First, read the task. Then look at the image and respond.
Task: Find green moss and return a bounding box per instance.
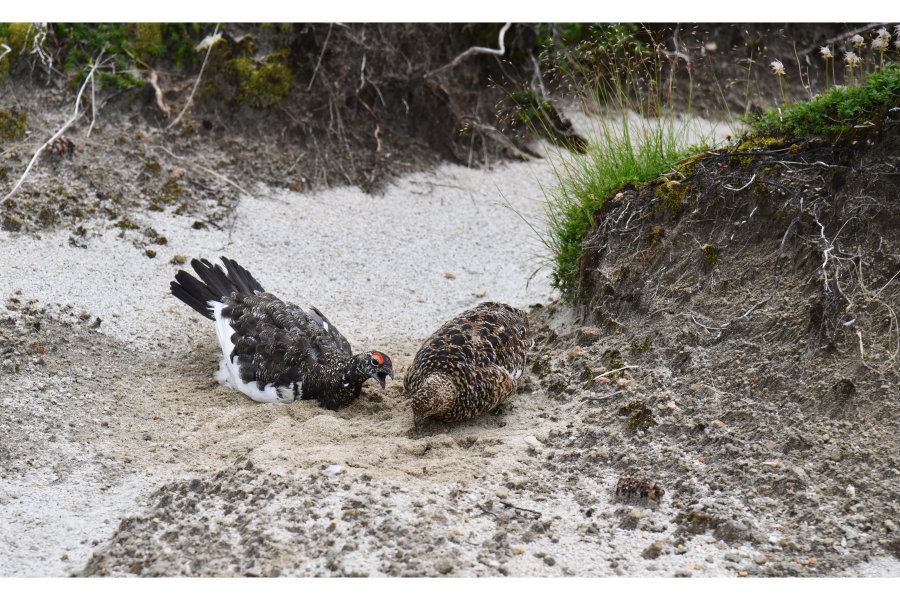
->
[630,337,650,354]
[133,23,162,60]
[249,58,291,107]
[736,137,781,152]
[579,367,595,383]
[656,180,693,216]
[38,207,54,225]
[8,23,38,55]
[612,265,630,282]
[115,219,140,230]
[701,243,720,266]
[604,349,624,372]
[145,249,157,258]
[647,225,665,244]
[1,215,22,232]
[530,350,552,378]
[0,109,27,140]
[0,37,9,79]
[619,400,657,430]
[143,161,162,175]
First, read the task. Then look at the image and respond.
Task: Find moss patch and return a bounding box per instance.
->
[701,243,720,266]
[0,109,27,140]
[133,23,162,60]
[619,400,657,430]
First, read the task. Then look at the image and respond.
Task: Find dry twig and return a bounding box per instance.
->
[2,49,105,203]
[167,23,219,130]
[148,70,170,119]
[308,23,333,91]
[424,23,511,80]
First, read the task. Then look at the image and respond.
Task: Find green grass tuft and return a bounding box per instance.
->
[516,34,716,299]
[749,61,900,139]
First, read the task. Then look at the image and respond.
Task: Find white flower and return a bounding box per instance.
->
[877,27,891,41]
[872,38,888,51]
[895,24,900,38]
[844,51,859,66]
[820,46,833,58]
[770,59,785,75]
[851,34,865,47]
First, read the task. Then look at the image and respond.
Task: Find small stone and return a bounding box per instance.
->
[568,346,583,359]
[513,548,524,555]
[444,273,455,279]
[434,558,454,574]
[642,541,663,559]
[617,378,632,386]
[754,555,767,565]
[630,509,642,519]
[885,520,896,532]
[172,254,187,265]
[543,555,556,566]
[496,487,509,499]
[808,557,816,565]
[674,569,692,578]
[475,290,486,297]
[523,435,543,450]
[712,419,725,426]
[831,449,842,462]
[846,485,855,498]
[738,571,748,577]
[724,552,741,562]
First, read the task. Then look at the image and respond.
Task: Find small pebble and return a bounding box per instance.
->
[885,520,896,532]
[475,290,486,297]
[496,487,509,499]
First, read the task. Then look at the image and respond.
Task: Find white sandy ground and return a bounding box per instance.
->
[0,158,557,576]
[3,116,895,577]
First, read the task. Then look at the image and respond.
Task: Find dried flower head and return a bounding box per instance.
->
[820,46,833,58]
[845,51,859,66]
[851,34,865,47]
[770,59,785,75]
[872,38,888,51]
[877,27,891,42]
[895,24,900,37]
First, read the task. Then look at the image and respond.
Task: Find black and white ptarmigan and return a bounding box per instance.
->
[170,257,394,410]
[404,302,531,425]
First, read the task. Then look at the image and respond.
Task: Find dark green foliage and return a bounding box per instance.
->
[52,23,212,89]
[750,62,900,138]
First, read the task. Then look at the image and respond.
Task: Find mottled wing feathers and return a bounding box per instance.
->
[407,302,530,421]
[309,305,353,356]
[170,257,267,320]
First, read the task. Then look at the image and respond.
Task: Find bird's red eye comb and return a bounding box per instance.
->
[372,352,384,365]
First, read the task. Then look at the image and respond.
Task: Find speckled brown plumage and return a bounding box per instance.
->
[405,302,530,424]
[170,257,393,410]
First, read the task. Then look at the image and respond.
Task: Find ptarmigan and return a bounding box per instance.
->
[170,257,393,410]
[405,302,530,425]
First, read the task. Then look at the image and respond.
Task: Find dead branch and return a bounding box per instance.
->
[424,23,511,80]
[307,23,334,91]
[2,49,105,203]
[497,499,541,519]
[167,23,219,131]
[856,330,882,374]
[148,70,170,119]
[86,69,97,138]
[593,366,640,381]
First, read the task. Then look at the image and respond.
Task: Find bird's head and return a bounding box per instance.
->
[358,351,394,389]
[411,373,454,427]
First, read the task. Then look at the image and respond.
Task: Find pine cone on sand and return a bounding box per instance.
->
[170,257,393,410]
[405,302,530,425]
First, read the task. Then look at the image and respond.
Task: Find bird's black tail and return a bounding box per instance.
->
[170,257,266,320]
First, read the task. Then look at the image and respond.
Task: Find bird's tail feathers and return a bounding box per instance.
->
[170,257,266,320]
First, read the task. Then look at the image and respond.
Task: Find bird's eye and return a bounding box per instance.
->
[371,357,380,366]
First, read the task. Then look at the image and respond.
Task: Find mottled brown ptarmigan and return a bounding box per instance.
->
[170,257,393,410]
[405,302,531,425]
